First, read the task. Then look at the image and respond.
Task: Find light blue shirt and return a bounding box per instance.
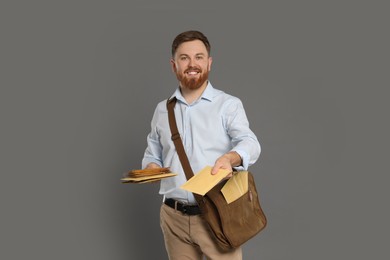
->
[142,82,261,203]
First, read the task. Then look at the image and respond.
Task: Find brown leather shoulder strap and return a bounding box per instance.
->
[166,97,204,203]
[166,97,194,180]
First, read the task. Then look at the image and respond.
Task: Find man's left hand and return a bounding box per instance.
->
[211,151,242,177]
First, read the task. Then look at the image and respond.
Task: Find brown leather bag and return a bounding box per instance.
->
[167,98,267,250]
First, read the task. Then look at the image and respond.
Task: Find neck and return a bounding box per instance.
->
[180,81,208,104]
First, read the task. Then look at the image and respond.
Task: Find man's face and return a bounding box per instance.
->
[171,40,212,90]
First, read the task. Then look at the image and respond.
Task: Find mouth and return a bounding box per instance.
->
[185,69,201,76]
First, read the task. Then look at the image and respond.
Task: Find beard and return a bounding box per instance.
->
[176,66,209,90]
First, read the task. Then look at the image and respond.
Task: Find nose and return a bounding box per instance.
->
[188,58,195,67]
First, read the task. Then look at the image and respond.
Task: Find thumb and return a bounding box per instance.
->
[211,164,220,175]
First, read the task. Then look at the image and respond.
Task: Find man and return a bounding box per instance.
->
[142,30,261,260]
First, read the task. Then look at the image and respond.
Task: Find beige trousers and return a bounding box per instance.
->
[160,203,242,260]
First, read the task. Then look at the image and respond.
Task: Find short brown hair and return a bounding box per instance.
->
[171,30,211,57]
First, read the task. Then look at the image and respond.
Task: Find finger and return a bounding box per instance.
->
[211,163,221,175]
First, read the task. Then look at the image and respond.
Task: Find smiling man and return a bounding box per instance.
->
[172,38,211,97]
[142,30,261,259]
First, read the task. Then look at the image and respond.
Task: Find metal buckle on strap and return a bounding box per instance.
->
[171,133,180,141]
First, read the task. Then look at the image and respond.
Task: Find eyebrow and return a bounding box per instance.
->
[178,53,206,57]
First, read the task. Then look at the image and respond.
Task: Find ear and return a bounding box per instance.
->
[170,58,177,73]
[208,56,213,71]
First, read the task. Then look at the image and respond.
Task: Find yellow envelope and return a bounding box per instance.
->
[121,173,177,183]
[180,166,231,195]
[221,171,249,204]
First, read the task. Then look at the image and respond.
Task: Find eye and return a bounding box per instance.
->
[196,56,203,60]
[180,56,188,61]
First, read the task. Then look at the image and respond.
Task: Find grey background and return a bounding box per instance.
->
[1,1,389,259]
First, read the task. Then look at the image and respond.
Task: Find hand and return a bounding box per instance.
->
[145,162,161,169]
[211,155,233,176]
[211,151,242,178]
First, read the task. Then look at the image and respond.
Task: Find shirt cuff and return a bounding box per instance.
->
[231,149,249,170]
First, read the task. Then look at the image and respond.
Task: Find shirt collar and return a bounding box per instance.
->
[169,81,216,104]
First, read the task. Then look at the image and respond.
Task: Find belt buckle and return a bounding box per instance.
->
[174,200,179,211]
[174,200,188,214]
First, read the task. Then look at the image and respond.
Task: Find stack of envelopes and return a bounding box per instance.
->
[121,167,177,183]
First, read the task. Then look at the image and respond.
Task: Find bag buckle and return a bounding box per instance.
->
[171,133,180,141]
